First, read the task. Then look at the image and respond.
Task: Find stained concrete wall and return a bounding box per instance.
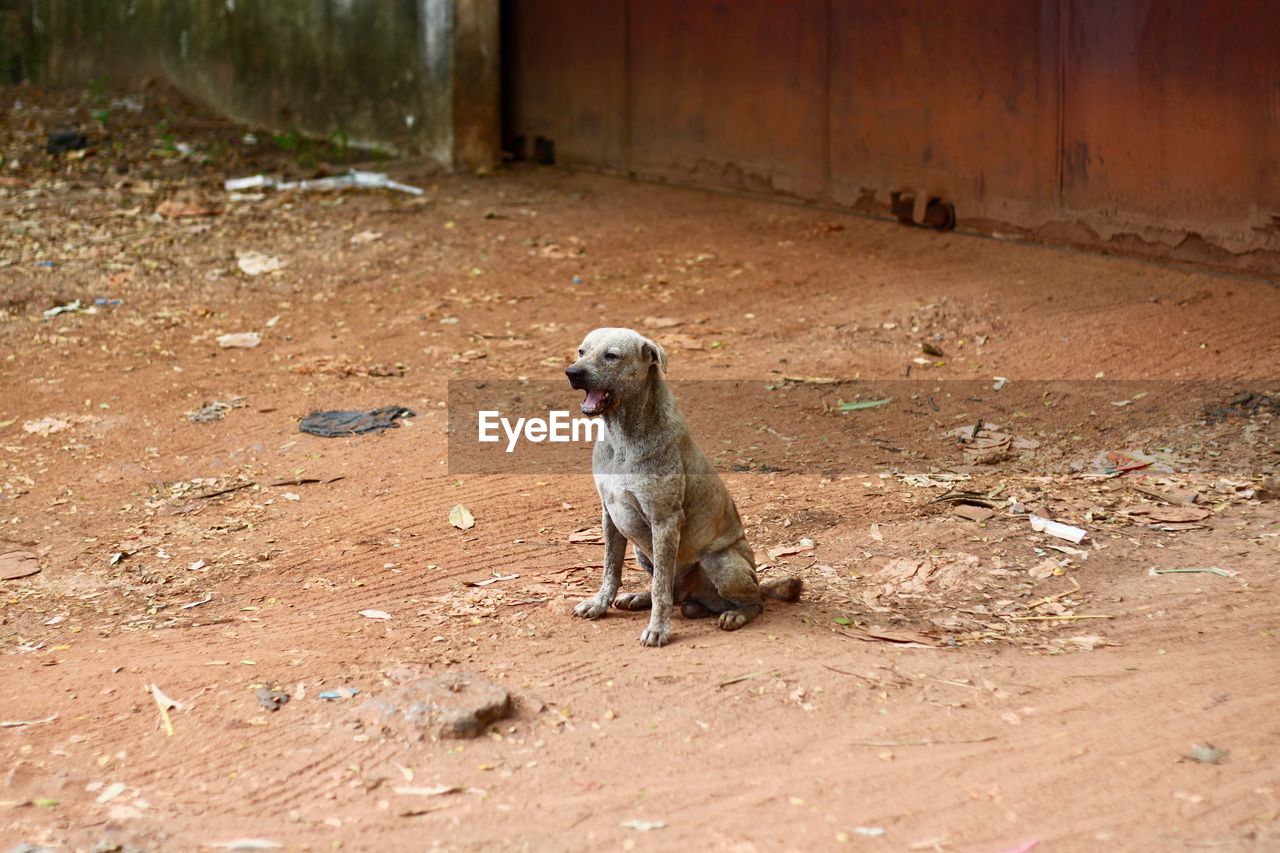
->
[14,0,497,168]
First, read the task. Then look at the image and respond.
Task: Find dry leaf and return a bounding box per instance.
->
[568,527,604,544]
[393,785,462,797]
[952,504,995,523]
[237,251,284,276]
[0,550,41,581]
[1028,558,1059,580]
[1126,505,1211,524]
[449,504,475,530]
[839,626,943,648]
[157,190,216,218]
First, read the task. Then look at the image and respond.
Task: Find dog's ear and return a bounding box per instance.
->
[642,338,668,373]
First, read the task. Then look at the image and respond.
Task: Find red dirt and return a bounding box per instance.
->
[1,86,1278,851]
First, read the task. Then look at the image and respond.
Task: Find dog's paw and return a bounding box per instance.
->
[717,610,750,631]
[573,597,609,620]
[613,591,652,611]
[638,624,671,647]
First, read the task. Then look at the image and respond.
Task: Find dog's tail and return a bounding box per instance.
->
[760,576,802,603]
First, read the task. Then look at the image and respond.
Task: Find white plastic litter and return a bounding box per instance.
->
[1029,514,1087,544]
[216,332,262,349]
[44,300,97,319]
[224,170,424,196]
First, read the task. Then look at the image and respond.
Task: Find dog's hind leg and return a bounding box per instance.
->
[699,547,763,631]
[680,598,714,619]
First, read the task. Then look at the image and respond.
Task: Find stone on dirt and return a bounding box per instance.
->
[355,672,512,740]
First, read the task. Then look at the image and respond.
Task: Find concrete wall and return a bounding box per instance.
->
[15,0,497,168]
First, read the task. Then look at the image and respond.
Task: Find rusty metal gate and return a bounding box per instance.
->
[503,0,1280,272]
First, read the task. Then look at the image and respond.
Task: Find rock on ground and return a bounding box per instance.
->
[354,672,513,740]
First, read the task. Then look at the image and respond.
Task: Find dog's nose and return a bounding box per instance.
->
[565,365,585,382]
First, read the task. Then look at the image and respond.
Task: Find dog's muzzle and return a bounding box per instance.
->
[566,365,611,416]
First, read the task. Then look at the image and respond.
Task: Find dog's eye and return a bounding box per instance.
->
[578,348,584,357]
[604,352,619,362]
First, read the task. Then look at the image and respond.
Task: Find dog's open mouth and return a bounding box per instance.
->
[581,389,611,417]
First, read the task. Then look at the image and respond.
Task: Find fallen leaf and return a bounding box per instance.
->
[1126,505,1211,524]
[22,416,70,435]
[568,527,604,544]
[642,316,682,329]
[838,397,894,412]
[95,781,127,804]
[0,550,41,581]
[149,683,184,737]
[0,712,58,728]
[465,572,519,587]
[620,819,666,831]
[359,609,391,620]
[1028,558,1059,580]
[393,785,462,797]
[952,504,995,523]
[766,544,806,561]
[236,251,284,276]
[449,504,475,530]
[1187,742,1228,765]
[838,626,944,648]
[157,191,216,218]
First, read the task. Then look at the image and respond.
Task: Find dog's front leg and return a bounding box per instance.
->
[573,509,626,620]
[639,518,679,647]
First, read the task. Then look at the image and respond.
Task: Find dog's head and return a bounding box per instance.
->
[565,327,668,417]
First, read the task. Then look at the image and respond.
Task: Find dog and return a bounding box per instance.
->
[565,327,801,647]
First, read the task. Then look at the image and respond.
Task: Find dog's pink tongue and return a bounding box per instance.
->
[583,389,608,413]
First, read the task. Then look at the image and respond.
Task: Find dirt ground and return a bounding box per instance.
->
[1,85,1279,852]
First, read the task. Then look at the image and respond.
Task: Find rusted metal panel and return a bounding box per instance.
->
[626,0,829,199]
[501,0,626,165]
[503,0,1280,268]
[1061,0,1280,252]
[827,1,1060,221]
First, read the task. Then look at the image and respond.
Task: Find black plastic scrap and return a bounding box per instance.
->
[299,406,415,437]
[46,130,89,154]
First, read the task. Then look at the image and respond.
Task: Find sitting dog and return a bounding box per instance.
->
[565,327,801,647]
